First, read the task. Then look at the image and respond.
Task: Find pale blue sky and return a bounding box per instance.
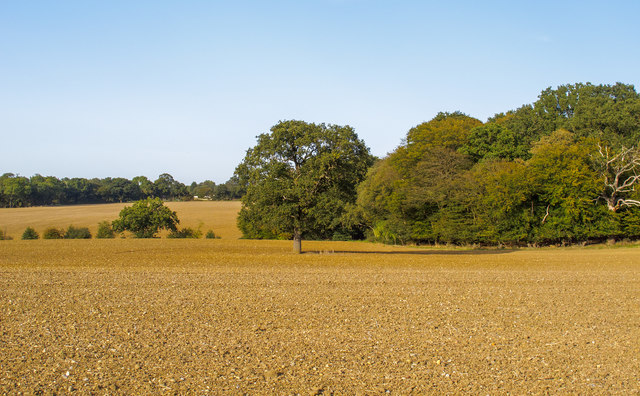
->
[1,0,639,183]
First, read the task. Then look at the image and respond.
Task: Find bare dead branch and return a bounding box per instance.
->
[594,144,640,211]
[542,204,550,224]
[617,198,640,208]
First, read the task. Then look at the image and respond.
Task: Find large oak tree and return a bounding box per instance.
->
[235,120,374,253]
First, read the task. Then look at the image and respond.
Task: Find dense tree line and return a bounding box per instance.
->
[233,82,640,246]
[0,172,243,208]
[188,177,244,201]
[6,82,640,246]
[352,83,640,245]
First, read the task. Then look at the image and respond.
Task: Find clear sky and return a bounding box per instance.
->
[1,0,639,184]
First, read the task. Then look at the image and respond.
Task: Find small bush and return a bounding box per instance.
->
[22,227,39,240]
[0,229,13,240]
[43,227,64,239]
[168,227,202,239]
[332,231,352,241]
[96,221,115,239]
[65,225,92,239]
[205,230,220,239]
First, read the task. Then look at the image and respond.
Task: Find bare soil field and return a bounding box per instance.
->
[1,238,639,394]
[1,203,639,393]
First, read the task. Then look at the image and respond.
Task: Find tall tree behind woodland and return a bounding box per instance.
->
[356,83,640,245]
[235,120,374,253]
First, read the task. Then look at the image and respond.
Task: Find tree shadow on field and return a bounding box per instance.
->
[304,249,518,256]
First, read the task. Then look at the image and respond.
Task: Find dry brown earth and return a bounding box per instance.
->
[1,238,639,394]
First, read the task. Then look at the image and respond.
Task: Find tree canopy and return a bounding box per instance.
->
[0,173,242,208]
[235,120,374,253]
[112,198,179,238]
[355,83,640,246]
[4,81,640,247]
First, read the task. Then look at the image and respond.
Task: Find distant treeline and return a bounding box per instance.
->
[352,82,640,245]
[0,173,243,207]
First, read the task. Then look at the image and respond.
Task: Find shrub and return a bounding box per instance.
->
[65,225,92,239]
[112,198,179,238]
[168,227,202,239]
[205,230,219,239]
[96,221,115,239]
[0,229,13,240]
[21,227,39,240]
[43,227,64,239]
[332,231,352,241]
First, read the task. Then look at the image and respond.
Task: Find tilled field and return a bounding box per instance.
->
[1,240,639,394]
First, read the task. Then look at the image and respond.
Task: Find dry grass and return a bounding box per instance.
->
[1,203,640,393]
[0,201,242,239]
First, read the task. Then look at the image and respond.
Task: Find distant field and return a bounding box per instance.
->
[1,203,639,393]
[0,201,242,239]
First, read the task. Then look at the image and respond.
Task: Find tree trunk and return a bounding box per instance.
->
[293,230,302,254]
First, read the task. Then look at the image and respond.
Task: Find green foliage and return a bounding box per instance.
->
[96,221,116,239]
[235,120,374,251]
[466,160,535,244]
[527,130,611,243]
[357,113,480,245]
[355,83,640,246]
[168,227,202,239]
[112,198,179,238]
[491,82,640,148]
[406,112,482,150]
[191,180,216,199]
[97,177,141,203]
[64,177,99,204]
[64,225,92,239]
[132,175,155,198]
[0,172,208,208]
[1,174,31,208]
[619,205,640,237]
[0,229,12,240]
[400,112,482,168]
[154,173,189,201]
[43,227,64,239]
[459,123,529,161]
[189,178,244,200]
[331,231,352,241]
[355,159,404,225]
[21,226,39,240]
[205,230,219,239]
[534,83,640,143]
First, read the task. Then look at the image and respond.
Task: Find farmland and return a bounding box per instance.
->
[0,201,242,239]
[1,203,640,393]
